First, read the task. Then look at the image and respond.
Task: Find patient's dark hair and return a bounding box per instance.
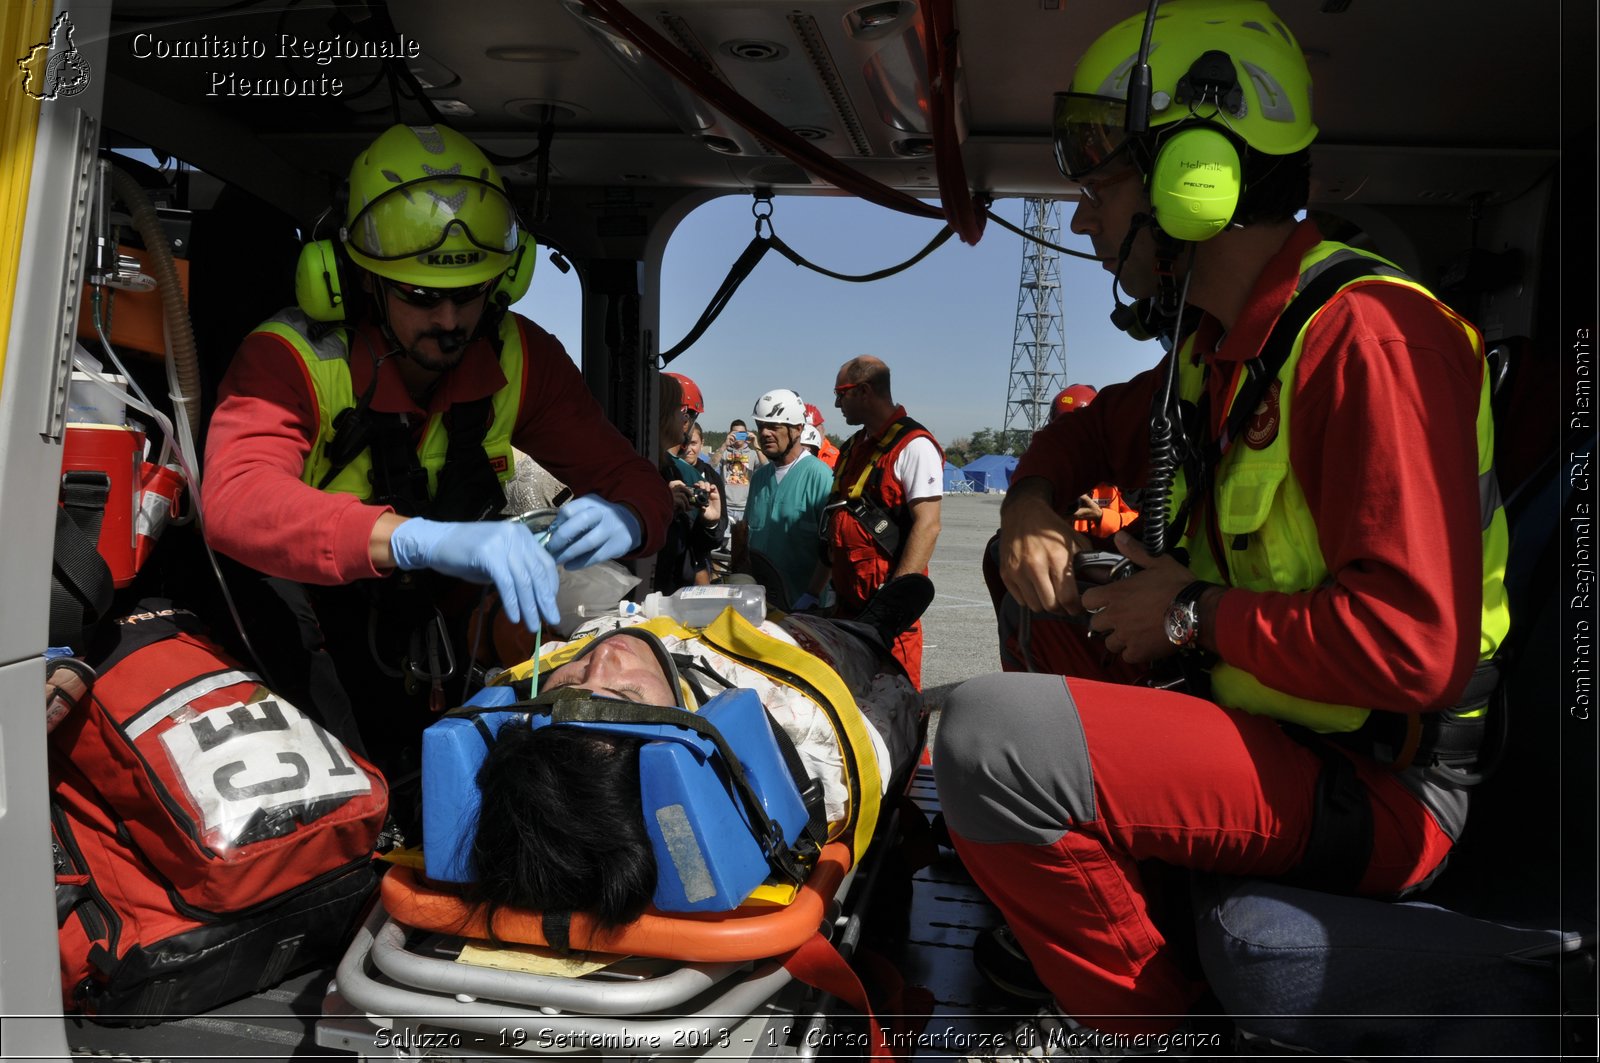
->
[469,724,657,932]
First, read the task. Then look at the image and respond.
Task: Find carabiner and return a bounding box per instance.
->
[751,194,775,240]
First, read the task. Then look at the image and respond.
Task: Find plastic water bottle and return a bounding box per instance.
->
[638,585,766,627]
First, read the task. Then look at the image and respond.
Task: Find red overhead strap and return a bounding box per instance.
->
[578,0,985,245]
[924,0,985,244]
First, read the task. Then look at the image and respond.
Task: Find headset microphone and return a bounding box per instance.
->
[1110,298,1165,342]
[1108,212,1159,335]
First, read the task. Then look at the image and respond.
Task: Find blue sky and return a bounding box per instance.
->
[517,195,1164,446]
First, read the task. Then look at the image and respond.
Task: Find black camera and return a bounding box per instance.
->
[690,484,711,509]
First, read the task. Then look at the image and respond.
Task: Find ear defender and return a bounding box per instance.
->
[294,239,350,323]
[1148,125,1243,242]
[491,231,537,309]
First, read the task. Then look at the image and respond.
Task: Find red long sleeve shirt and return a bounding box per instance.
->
[203,312,671,585]
[1015,222,1488,712]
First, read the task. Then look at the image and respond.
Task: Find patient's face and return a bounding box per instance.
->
[543,635,676,706]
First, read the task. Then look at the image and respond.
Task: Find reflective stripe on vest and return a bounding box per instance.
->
[253,309,523,500]
[1170,242,1510,732]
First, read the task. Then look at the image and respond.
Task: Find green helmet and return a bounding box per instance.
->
[1053,0,1316,180]
[343,124,519,288]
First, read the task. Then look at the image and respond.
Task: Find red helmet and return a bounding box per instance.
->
[803,402,825,428]
[664,372,704,414]
[1049,384,1098,422]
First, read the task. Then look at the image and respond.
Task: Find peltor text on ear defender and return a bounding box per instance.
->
[1149,125,1243,242]
[294,240,349,323]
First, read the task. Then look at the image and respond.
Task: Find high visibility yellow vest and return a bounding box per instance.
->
[252,309,522,501]
[1170,242,1510,732]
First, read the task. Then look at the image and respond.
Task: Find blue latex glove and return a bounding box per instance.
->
[389,518,560,631]
[545,495,641,570]
[790,592,820,612]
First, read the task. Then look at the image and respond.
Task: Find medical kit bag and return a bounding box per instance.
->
[49,601,386,1022]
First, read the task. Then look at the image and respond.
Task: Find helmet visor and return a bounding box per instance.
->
[346,175,519,262]
[1052,92,1132,180]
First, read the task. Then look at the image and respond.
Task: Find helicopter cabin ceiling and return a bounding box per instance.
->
[100,0,1566,221]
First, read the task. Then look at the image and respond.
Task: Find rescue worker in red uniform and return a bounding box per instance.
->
[204,124,670,794]
[933,3,1509,1055]
[803,402,841,469]
[980,384,1144,678]
[824,355,943,688]
[1050,386,1138,538]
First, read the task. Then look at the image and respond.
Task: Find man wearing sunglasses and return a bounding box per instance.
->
[824,356,943,688]
[202,124,670,801]
[933,2,1508,1056]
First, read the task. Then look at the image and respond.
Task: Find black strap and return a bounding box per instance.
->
[429,396,505,522]
[761,708,829,856]
[541,908,573,953]
[1176,256,1401,566]
[828,416,934,561]
[1278,726,1375,895]
[661,236,772,364]
[50,472,117,650]
[1202,258,1398,480]
[363,412,432,517]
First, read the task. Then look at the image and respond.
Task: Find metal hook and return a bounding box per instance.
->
[751,193,775,239]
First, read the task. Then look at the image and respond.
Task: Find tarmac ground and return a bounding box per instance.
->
[919,492,1008,721]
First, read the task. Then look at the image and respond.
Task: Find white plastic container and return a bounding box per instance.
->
[639,585,766,627]
[68,370,131,425]
[553,559,641,636]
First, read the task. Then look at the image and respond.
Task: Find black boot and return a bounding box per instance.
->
[852,573,935,645]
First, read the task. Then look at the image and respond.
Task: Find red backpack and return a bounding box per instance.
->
[50,603,386,1022]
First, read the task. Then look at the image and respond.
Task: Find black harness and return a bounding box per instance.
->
[825,415,934,563]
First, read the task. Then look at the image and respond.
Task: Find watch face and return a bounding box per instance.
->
[1165,601,1196,647]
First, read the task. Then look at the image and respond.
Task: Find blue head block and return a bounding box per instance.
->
[420,685,810,912]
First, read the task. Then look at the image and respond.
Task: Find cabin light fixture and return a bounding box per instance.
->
[431,99,475,117]
[508,99,588,123]
[486,45,580,62]
[846,1,915,38]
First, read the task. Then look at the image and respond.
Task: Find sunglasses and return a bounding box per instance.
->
[1078,163,1141,206]
[384,277,495,310]
[833,382,866,398]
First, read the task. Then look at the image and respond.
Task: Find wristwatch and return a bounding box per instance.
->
[1164,581,1214,653]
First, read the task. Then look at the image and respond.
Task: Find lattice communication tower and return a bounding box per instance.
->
[1001,198,1068,436]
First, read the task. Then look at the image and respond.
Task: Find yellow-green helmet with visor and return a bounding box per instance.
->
[1053,0,1316,181]
[343,124,519,289]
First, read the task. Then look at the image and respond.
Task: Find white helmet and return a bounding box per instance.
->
[801,424,823,448]
[753,388,806,426]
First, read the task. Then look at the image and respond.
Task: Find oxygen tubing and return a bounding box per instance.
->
[109,166,202,446]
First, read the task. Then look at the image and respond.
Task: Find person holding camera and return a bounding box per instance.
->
[713,417,765,528]
[652,373,725,594]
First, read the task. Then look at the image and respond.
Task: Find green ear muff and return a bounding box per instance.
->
[1149,126,1243,242]
[490,231,537,309]
[294,240,349,323]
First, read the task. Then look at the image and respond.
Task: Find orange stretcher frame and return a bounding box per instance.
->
[381,843,852,963]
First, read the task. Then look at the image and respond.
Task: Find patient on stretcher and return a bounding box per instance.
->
[445,577,933,934]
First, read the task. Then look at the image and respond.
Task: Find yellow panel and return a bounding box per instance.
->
[0,0,57,397]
